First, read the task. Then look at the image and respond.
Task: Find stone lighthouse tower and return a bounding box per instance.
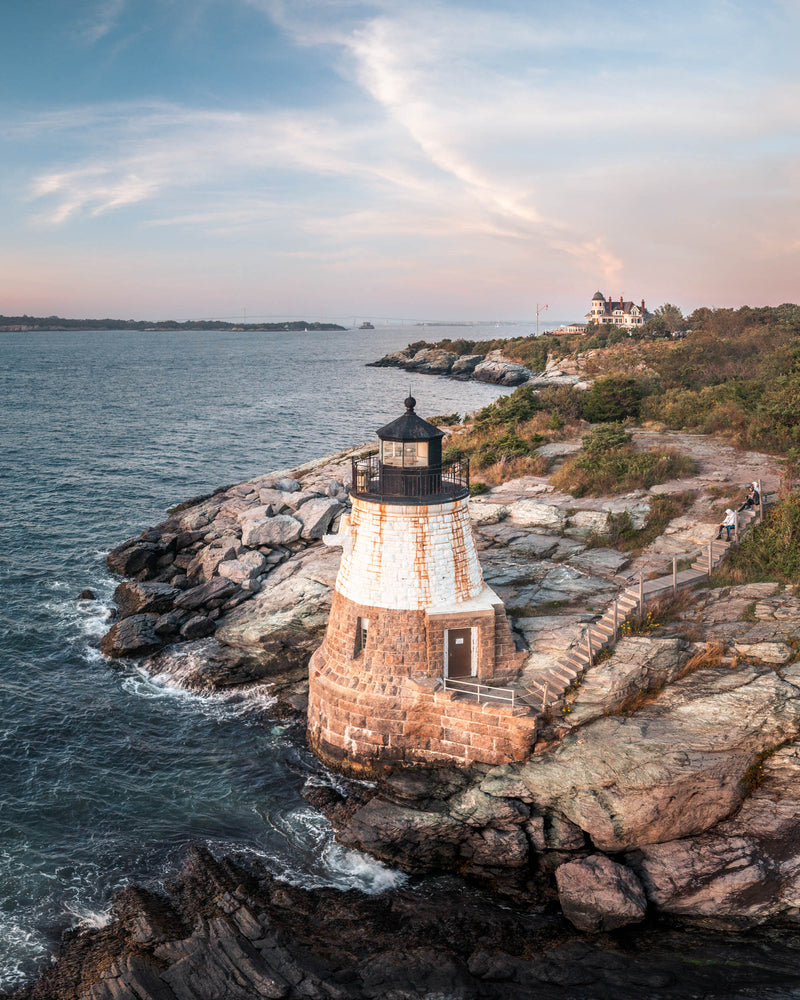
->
[307,397,530,773]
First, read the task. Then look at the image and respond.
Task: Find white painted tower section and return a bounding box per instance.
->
[334,495,485,611]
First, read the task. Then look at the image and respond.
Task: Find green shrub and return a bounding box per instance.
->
[427,413,461,426]
[469,481,490,496]
[474,385,543,428]
[582,376,644,423]
[552,443,695,497]
[581,422,632,454]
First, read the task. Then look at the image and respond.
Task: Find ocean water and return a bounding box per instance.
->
[0,325,512,990]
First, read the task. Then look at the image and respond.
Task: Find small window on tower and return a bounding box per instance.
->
[355,617,369,656]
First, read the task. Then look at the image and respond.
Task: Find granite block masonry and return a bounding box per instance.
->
[307,397,531,774]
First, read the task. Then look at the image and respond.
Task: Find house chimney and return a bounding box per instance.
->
[641,299,645,311]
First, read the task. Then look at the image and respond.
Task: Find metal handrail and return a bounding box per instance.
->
[442,676,517,708]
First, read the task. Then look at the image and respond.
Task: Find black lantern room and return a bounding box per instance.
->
[351,397,469,504]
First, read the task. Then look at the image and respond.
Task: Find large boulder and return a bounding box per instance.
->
[106,539,163,577]
[339,798,466,872]
[214,545,341,675]
[451,354,484,377]
[100,614,163,658]
[296,497,344,540]
[473,351,533,386]
[627,740,800,924]
[405,348,457,374]
[488,665,800,851]
[217,551,268,584]
[241,515,302,548]
[556,855,647,932]
[506,500,567,530]
[113,581,180,620]
[174,577,237,611]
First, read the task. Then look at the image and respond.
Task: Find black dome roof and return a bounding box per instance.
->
[376,398,444,441]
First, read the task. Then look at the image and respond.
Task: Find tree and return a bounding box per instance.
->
[643,303,686,338]
[581,376,644,423]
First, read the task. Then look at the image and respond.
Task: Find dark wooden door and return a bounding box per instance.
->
[447,628,472,678]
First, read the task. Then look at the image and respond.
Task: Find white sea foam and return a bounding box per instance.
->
[0,915,47,992]
[252,804,406,894]
[65,901,113,930]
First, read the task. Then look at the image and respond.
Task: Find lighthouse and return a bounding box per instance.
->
[307,397,531,773]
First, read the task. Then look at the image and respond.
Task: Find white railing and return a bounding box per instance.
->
[441,676,519,708]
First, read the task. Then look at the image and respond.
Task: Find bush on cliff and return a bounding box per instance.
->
[551,424,695,497]
[581,375,645,423]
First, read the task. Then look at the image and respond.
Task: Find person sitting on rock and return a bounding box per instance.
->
[738,482,760,511]
[716,509,736,541]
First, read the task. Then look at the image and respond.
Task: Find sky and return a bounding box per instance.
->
[1,0,799,324]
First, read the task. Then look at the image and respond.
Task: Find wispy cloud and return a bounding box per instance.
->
[80,0,127,44]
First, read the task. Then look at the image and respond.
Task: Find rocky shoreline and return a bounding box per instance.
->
[369,346,591,389]
[12,432,800,998]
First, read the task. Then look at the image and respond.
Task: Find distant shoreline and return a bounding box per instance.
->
[0,315,346,333]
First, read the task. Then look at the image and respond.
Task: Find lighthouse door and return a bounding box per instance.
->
[446,628,473,678]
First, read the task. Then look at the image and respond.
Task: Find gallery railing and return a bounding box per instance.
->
[350,455,469,503]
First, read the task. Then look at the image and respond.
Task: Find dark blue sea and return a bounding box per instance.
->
[0,325,512,989]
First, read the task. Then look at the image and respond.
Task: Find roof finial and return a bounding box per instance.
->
[404,394,416,412]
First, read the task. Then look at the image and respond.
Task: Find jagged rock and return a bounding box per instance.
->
[564,637,689,727]
[213,546,339,675]
[174,577,237,611]
[296,497,343,540]
[406,347,458,374]
[218,551,268,583]
[274,477,300,493]
[367,347,414,368]
[238,504,272,522]
[565,509,610,538]
[100,614,163,658]
[473,352,533,386]
[241,514,302,548]
[556,855,648,932]
[257,488,291,512]
[77,589,96,600]
[507,500,567,530]
[734,622,796,664]
[627,743,800,924]
[339,798,466,872]
[113,581,180,619]
[525,811,586,851]
[469,500,509,525]
[180,615,217,640]
[460,826,530,869]
[451,354,484,377]
[498,665,800,851]
[106,538,163,577]
[155,609,189,637]
[448,787,529,827]
[570,548,631,577]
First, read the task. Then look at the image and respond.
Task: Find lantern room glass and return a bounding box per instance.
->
[381,440,429,468]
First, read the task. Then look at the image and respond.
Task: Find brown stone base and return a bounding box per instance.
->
[307,591,536,774]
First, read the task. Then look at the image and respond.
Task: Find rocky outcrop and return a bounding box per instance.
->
[100,449,355,668]
[556,855,648,932]
[17,845,800,1000]
[369,345,537,385]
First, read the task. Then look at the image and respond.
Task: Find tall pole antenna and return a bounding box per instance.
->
[536,303,549,337]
